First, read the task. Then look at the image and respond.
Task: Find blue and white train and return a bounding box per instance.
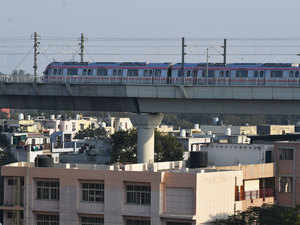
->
[43,61,300,86]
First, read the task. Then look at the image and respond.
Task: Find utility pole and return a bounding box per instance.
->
[33,32,40,82]
[181,37,186,78]
[206,48,209,83]
[222,38,227,65]
[79,33,84,62]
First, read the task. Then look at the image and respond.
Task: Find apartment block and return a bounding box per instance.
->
[274,142,300,207]
[0,161,249,225]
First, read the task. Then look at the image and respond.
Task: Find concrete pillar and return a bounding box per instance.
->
[130,113,163,163]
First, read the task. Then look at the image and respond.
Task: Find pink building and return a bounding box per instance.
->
[0,161,274,225]
[274,142,300,207]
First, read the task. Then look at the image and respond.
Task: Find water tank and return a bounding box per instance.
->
[188,151,208,168]
[76,114,81,120]
[27,115,31,120]
[34,155,54,167]
[194,124,199,130]
[226,127,232,136]
[18,113,24,121]
[57,114,62,119]
[101,121,106,128]
[180,129,186,137]
[50,114,55,120]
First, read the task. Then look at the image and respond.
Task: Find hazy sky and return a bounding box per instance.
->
[1,0,300,73]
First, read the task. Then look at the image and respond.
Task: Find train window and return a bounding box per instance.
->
[113,69,117,76]
[118,69,123,76]
[127,69,139,76]
[202,70,215,77]
[208,70,215,77]
[260,71,264,77]
[186,70,191,77]
[178,69,184,77]
[67,68,78,76]
[155,69,162,77]
[289,71,294,78]
[58,69,63,75]
[97,68,108,76]
[296,71,299,78]
[270,70,283,78]
[143,70,149,77]
[88,69,93,76]
[53,69,57,75]
[236,70,248,78]
[219,71,224,77]
[82,69,87,76]
[226,71,230,77]
[254,71,258,78]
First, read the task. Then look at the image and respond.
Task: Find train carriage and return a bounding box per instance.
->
[43,61,300,87]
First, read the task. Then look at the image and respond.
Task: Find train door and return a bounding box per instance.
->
[288,70,297,86]
[258,70,265,86]
[167,67,172,84]
[296,71,300,86]
[192,70,198,85]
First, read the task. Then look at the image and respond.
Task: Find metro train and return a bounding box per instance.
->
[43,61,300,86]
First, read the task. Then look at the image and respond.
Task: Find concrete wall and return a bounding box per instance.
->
[195,171,243,224]
[201,143,273,166]
[4,83,300,114]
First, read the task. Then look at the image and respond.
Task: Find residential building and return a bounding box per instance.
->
[0,160,275,225]
[273,142,300,207]
[257,125,295,136]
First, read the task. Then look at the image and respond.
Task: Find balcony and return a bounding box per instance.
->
[236,188,274,201]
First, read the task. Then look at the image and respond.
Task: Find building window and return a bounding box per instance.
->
[126,219,150,225]
[80,124,84,130]
[97,68,108,76]
[279,177,293,193]
[36,214,59,225]
[81,183,104,203]
[36,180,59,200]
[8,178,16,186]
[279,148,294,160]
[81,217,104,225]
[126,183,151,205]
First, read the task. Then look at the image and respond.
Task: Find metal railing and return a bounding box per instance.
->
[1,74,300,87]
[236,188,274,201]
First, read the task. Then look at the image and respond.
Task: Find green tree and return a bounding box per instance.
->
[74,127,107,140]
[110,129,184,163]
[213,205,300,225]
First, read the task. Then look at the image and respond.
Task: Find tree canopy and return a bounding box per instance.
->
[213,204,300,225]
[110,129,184,163]
[74,127,107,140]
